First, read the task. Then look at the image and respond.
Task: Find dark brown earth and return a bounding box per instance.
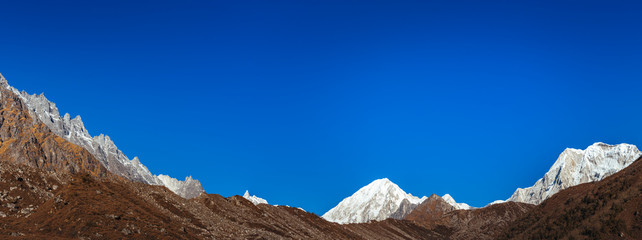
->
[499,157,642,240]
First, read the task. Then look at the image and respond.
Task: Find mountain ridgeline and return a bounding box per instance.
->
[0,72,641,239]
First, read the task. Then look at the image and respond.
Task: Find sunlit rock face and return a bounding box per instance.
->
[508,142,641,205]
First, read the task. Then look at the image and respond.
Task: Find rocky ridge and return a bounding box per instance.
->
[0,75,108,178]
[0,73,204,199]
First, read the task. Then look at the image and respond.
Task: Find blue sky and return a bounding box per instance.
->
[1,1,641,214]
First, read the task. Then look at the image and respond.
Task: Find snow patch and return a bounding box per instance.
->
[243,190,268,205]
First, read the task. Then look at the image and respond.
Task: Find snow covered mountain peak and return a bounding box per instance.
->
[507,142,641,205]
[442,194,472,210]
[242,190,268,205]
[322,178,426,224]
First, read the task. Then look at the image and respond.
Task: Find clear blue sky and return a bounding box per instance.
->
[1,1,641,215]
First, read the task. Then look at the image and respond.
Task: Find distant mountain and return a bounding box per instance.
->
[242,190,268,205]
[323,178,475,224]
[0,73,204,198]
[442,194,472,210]
[323,178,427,224]
[507,142,641,204]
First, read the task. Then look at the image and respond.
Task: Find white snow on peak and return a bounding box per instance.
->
[442,194,472,210]
[506,142,641,205]
[322,178,426,224]
[486,200,506,207]
[243,190,268,205]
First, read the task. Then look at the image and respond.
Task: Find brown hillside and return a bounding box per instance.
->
[405,194,456,224]
[499,157,642,240]
[405,194,534,240]
[435,201,534,240]
[0,80,107,177]
[0,160,440,239]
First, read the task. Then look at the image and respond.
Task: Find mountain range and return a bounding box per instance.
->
[322,142,640,225]
[0,72,640,239]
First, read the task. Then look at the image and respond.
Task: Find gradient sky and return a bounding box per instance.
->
[1,1,641,215]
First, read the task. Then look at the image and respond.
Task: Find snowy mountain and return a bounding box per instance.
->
[322,178,427,224]
[507,142,641,205]
[442,194,472,210]
[0,74,204,198]
[243,190,268,205]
